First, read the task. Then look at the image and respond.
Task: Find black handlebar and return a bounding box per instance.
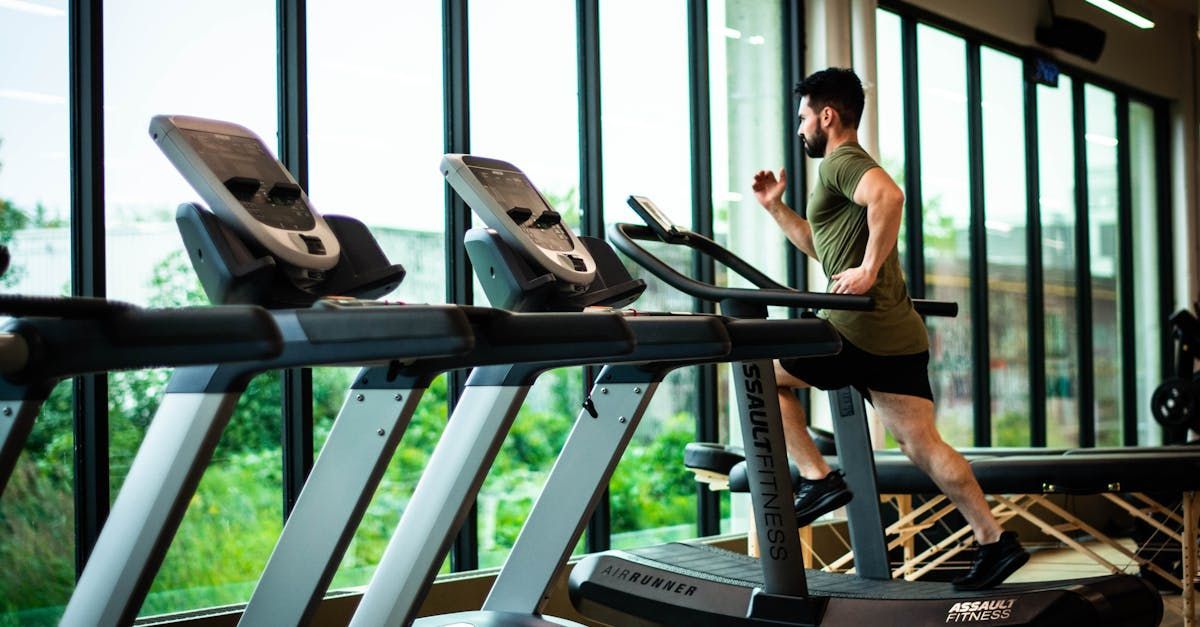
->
[0,295,137,319]
[609,223,873,311]
[912,299,958,317]
[609,223,958,318]
[2,301,283,382]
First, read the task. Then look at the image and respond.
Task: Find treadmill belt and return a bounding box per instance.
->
[627,542,1119,600]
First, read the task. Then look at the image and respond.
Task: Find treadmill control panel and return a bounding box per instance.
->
[442,154,595,288]
[150,115,340,273]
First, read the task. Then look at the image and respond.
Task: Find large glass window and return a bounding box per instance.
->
[102,0,280,615]
[917,25,972,446]
[468,0,584,568]
[1084,84,1122,445]
[0,1,73,622]
[1037,76,1080,447]
[1129,100,1161,445]
[980,47,1030,445]
[602,0,699,548]
[306,0,448,588]
[876,9,907,269]
[709,0,787,533]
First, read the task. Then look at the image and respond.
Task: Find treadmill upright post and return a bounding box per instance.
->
[730,358,808,596]
[483,366,660,614]
[239,366,430,626]
[828,386,890,580]
[349,365,534,627]
[0,394,48,497]
[61,382,243,627]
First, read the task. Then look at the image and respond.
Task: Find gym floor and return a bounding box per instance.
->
[1007,539,1193,626]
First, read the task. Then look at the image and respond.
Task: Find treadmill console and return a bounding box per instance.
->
[627,195,688,243]
[441,155,595,289]
[150,115,340,275]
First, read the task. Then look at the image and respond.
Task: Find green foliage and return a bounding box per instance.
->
[610,410,697,533]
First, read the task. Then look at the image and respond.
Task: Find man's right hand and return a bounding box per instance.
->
[752,168,788,212]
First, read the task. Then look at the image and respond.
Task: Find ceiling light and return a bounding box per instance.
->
[0,0,64,16]
[1085,0,1155,29]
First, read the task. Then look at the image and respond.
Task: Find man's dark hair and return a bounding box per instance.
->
[794,67,865,129]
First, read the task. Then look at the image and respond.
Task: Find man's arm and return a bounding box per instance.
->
[829,168,904,295]
[752,168,818,259]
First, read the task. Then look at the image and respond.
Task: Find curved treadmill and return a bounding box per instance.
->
[564,204,1164,627]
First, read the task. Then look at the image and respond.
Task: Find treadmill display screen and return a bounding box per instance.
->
[628,195,680,237]
[470,166,573,252]
[180,129,316,231]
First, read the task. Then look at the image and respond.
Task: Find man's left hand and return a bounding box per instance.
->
[830,266,877,295]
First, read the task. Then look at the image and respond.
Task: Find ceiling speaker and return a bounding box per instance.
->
[1036,15,1107,62]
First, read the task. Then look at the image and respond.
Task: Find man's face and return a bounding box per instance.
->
[797,97,828,159]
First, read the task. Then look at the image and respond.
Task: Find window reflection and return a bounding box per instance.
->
[1129,101,1161,445]
[1084,84,1121,445]
[1037,76,1080,448]
[603,0,699,548]
[102,0,281,615]
[917,24,973,446]
[306,0,448,587]
[0,1,73,619]
[469,0,584,568]
[980,47,1030,445]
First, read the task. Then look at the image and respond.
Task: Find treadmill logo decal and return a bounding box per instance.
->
[945,599,1016,622]
[599,565,698,597]
[742,362,790,561]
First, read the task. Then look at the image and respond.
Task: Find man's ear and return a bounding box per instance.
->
[820,106,836,128]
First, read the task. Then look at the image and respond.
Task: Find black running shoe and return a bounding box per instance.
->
[952,531,1030,590]
[793,470,854,527]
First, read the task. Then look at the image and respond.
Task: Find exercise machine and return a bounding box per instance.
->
[560,196,1163,626]
[60,117,629,626]
[1152,303,1200,442]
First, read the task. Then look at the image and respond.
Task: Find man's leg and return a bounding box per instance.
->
[868,390,1003,545]
[773,360,833,480]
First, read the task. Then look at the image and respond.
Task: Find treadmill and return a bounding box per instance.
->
[561,197,1164,626]
[348,156,875,627]
[58,116,634,627]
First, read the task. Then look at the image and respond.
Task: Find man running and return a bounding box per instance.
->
[751,67,1027,590]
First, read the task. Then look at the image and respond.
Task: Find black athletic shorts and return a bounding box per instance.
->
[779,333,934,403]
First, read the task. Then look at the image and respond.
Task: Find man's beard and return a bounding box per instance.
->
[801,127,828,158]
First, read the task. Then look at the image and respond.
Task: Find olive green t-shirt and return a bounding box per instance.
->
[808,142,928,356]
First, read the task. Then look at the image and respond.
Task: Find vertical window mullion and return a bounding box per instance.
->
[687,0,719,538]
[1154,102,1174,444]
[966,42,990,446]
[277,0,313,519]
[1072,80,1095,448]
[900,17,924,298]
[1116,94,1138,445]
[577,0,613,553]
[443,0,478,573]
[1024,60,1047,447]
[68,0,109,577]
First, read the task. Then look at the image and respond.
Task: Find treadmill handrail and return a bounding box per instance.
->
[2,301,284,382]
[610,223,959,318]
[610,223,872,311]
